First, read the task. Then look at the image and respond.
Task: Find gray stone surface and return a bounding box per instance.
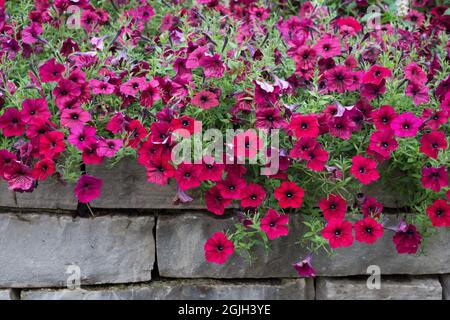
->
[316,277,442,300]
[440,275,450,300]
[87,159,204,209]
[0,289,18,300]
[0,181,17,207]
[157,213,450,278]
[21,279,314,300]
[0,213,154,288]
[15,178,77,210]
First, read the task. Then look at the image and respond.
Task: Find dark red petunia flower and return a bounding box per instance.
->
[240,183,266,208]
[392,222,422,254]
[32,158,55,181]
[362,197,383,218]
[274,181,305,209]
[360,80,386,101]
[256,107,287,130]
[205,185,231,215]
[294,45,317,70]
[289,137,318,160]
[368,129,398,159]
[260,209,289,240]
[426,199,450,227]
[329,115,356,140]
[127,120,148,148]
[354,217,384,244]
[362,65,391,86]
[306,144,329,171]
[350,155,380,185]
[39,58,65,83]
[145,157,175,186]
[322,219,354,249]
[21,98,51,123]
[82,142,104,165]
[39,131,66,158]
[421,166,448,192]
[372,105,397,131]
[0,108,25,137]
[289,114,319,138]
[198,156,224,182]
[174,163,202,190]
[217,175,247,200]
[53,79,81,108]
[324,66,353,93]
[319,193,347,221]
[419,131,447,159]
[171,115,198,137]
[204,232,234,264]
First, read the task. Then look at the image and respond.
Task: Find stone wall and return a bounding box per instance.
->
[0,160,449,300]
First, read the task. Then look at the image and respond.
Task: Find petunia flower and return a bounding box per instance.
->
[39,58,65,83]
[372,105,398,131]
[362,197,383,218]
[39,131,66,158]
[191,90,219,109]
[354,217,384,244]
[322,219,354,248]
[319,193,347,221]
[74,174,103,203]
[426,199,450,227]
[240,183,266,208]
[289,114,319,138]
[3,161,35,192]
[22,22,43,45]
[421,166,448,192]
[32,158,55,181]
[199,53,225,78]
[260,209,289,240]
[174,163,202,190]
[419,131,447,159]
[362,65,392,86]
[274,181,305,209]
[204,232,234,264]
[350,155,380,185]
[315,34,341,59]
[60,108,91,129]
[390,112,422,138]
[293,254,316,277]
[21,98,51,123]
[405,81,429,106]
[392,223,422,254]
[0,108,25,137]
[205,186,231,215]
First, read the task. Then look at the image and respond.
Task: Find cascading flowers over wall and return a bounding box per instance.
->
[0,0,449,276]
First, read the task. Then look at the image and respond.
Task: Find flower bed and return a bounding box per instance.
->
[0,0,449,277]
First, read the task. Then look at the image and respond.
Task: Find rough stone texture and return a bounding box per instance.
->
[0,213,154,288]
[14,178,77,210]
[316,277,442,300]
[157,213,450,278]
[87,159,204,209]
[440,275,450,300]
[0,289,18,300]
[0,181,17,207]
[21,279,314,300]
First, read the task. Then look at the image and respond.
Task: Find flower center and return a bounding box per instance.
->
[286,192,293,198]
[217,245,224,251]
[334,229,341,236]
[365,227,372,233]
[359,167,365,173]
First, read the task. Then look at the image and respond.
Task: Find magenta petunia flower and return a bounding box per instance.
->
[315,34,341,59]
[362,197,383,218]
[39,58,65,83]
[68,125,97,150]
[354,217,384,244]
[0,108,25,137]
[204,232,234,264]
[240,183,266,208]
[390,112,422,137]
[60,108,91,129]
[21,98,51,123]
[174,163,202,190]
[260,209,289,240]
[89,79,115,95]
[22,22,42,44]
[368,129,398,159]
[199,53,225,78]
[119,77,147,98]
[293,254,316,277]
[274,181,304,209]
[191,90,219,109]
[405,81,429,106]
[421,166,448,192]
[289,114,319,138]
[205,185,231,216]
[350,155,380,185]
[74,174,103,203]
[362,65,392,86]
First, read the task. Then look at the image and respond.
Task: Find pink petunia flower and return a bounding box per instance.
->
[390,112,422,137]
[260,209,289,240]
[74,174,103,203]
